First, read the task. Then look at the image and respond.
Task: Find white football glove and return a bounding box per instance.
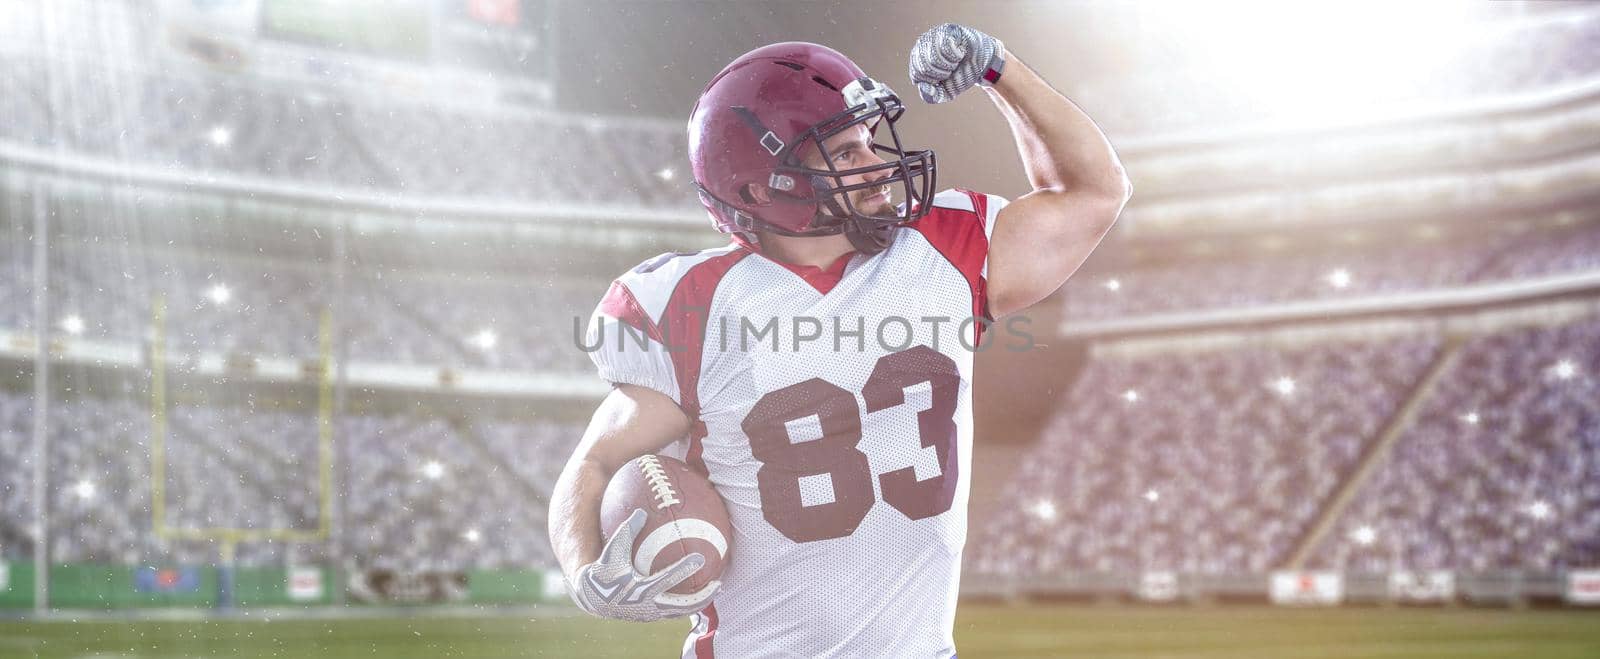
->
[909,23,1007,104]
[568,509,720,622]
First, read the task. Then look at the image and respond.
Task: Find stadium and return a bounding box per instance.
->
[1,0,1598,657]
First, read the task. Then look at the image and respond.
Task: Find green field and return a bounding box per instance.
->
[1,604,1597,658]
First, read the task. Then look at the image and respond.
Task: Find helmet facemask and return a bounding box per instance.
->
[766,77,938,254]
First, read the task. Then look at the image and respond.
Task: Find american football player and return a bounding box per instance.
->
[550,23,1130,657]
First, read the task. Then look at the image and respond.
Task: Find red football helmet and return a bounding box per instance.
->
[688,42,937,254]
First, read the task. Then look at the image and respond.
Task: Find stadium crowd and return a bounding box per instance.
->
[1063,217,1600,322]
[0,0,1595,584]
[1,5,1597,209]
[2,215,1599,375]
[967,335,1440,576]
[967,314,1600,577]
[1310,318,1600,572]
[0,242,602,373]
[0,388,581,569]
[11,315,1589,575]
[0,49,694,210]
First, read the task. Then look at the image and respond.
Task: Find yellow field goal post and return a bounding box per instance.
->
[147,294,336,572]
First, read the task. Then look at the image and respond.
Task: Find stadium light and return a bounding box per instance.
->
[1326,269,1352,289]
[1552,359,1577,380]
[421,460,445,480]
[207,283,231,305]
[657,167,675,181]
[463,528,482,543]
[72,479,96,500]
[1528,501,1552,521]
[60,314,85,335]
[1031,499,1057,521]
[1351,525,1376,546]
[208,126,232,147]
[1122,389,1139,403]
[1461,411,1480,425]
[1272,376,1296,397]
[471,328,498,351]
[1104,278,1121,292]
[1143,489,1160,503]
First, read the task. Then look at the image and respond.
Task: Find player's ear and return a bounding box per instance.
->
[740,182,772,205]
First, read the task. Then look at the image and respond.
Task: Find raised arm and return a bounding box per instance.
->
[983,50,1131,317]
[910,24,1132,318]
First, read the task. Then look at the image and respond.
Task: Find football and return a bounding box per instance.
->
[599,454,732,594]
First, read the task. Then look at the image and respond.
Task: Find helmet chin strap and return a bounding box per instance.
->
[807,208,898,255]
[843,216,896,254]
[703,178,904,254]
[808,176,899,255]
[739,206,898,255]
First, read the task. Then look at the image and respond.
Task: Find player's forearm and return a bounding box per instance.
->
[985,49,1130,199]
[548,455,608,582]
[549,385,693,584]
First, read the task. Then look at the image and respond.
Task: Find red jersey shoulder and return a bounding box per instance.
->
[904,188,1009,324]
[597,245,750,340]
[907,187,1005,266]
[921,187,989,220]
[907,188,1005,261]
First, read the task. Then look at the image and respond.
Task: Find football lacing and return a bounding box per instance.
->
[637,455,681,510]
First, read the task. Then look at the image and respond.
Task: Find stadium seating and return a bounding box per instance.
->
[1064,217,1600,323]
[0,242,604,373]
[5,217,1600,372]
[16,268,1595,575]
[968,335,1442,576]
[1309,317,1600,572]
[337,413,548,571]
[0,49,696,210]
[0,388,581,569]
[2,0,1598,584]
[969,314,1600,579]
[345,273,599,373]
[0,392,34,560]
[2,6,1597,210]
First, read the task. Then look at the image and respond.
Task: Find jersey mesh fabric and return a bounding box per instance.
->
[588,190,1003,658]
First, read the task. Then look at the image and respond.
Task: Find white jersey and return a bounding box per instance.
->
[586,189,1007,658]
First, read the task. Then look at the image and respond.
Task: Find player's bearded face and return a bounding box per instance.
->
[802,125,896,219]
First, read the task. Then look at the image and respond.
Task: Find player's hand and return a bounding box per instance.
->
[568,509,721,622]
[908,23,1006,104]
